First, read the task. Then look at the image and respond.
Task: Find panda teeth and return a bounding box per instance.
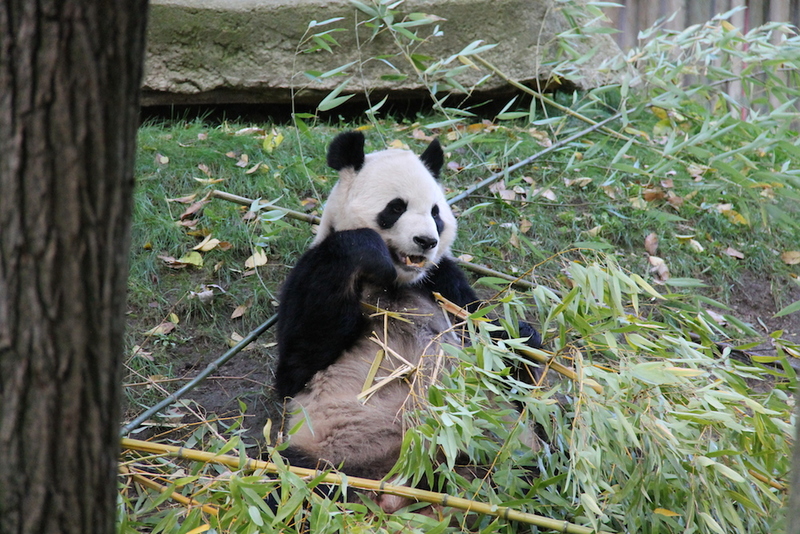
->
[403,255,426,268]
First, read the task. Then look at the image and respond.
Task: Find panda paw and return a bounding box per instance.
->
[333,228,397,286]
[518,321,542,349]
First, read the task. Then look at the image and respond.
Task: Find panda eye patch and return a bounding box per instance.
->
[431,204,444,235]
[377,198,407,229]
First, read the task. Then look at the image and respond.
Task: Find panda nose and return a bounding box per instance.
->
[414,235,438,251]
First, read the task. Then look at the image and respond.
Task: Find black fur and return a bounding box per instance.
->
[431,204,444,235]
[326,131,366,171]
[376,198,407,229]
[419,138,444,178]
[275,228,397,399]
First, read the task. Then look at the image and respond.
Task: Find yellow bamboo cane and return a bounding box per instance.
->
[121,438,613,534]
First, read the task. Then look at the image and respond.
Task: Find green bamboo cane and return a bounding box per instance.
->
[120,314,278,436]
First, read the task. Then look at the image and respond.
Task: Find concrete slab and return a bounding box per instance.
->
[143,0,620,107]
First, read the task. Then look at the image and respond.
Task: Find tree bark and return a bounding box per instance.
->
[0,1,148,533]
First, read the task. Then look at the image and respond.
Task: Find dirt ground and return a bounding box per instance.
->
[125,269,800,445]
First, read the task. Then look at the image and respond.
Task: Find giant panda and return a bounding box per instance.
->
[274,131,541,509]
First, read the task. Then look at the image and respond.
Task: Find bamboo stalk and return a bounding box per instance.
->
[210,190,321,225]
[120,314,278,436]
[471,55,631,143]
[121,465,219,516]
[445,111,624,205]
[433,293,603,395]
[121,438,612,534]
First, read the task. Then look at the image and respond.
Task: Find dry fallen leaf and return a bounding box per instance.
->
[564,177,593,188]
[388,139,408,149]
[644,232,659,256]
[705,309,728,326]
[166,193,197,204]
[629,196,647,210]
[231,304,249,319]
[178,251,203,267]
[235,154,250,168]
[193,234,221,252]
[179,199,210,220]
[643,189,665,202]
[666,191,684,209]
[533,188,557,202]
[228,331,256,350]
[300,197,319,211]
[411,128,435,142]
[244,248,268,269]
[142,322,176,336]
[648,255,670,283]
[245,162,262,175]
[234,127,265,136]
[130,345,154,361]
[723,247,745,259]
[781,251,800,265]
[197,163,212,177]
[154,153,169,166]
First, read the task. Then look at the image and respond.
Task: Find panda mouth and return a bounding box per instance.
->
[391,249,427,270]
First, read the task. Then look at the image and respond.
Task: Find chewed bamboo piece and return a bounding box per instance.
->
[433,292,604,395]
[121,438,613,534]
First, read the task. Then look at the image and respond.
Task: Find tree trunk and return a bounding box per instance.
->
[0,1,148,533]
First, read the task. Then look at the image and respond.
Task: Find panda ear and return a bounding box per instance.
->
[420,138,444,179]
[327,131,365,172]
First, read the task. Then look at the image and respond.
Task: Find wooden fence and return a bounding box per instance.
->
[604,0,800,49]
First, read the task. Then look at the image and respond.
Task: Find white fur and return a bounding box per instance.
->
[313,148,457,284]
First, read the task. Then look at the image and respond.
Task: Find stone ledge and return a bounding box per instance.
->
[143,0,620,107]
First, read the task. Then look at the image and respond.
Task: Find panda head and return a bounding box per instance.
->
[313,131,457,285]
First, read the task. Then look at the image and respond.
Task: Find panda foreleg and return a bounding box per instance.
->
[276,228,397,399]
[421,256,542,349]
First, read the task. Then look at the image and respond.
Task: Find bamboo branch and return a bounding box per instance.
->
[472,55,632,143]
[445,111,624,205]
[120,314,278,436]
[121,465,219,516]
[434,293,603,395]
[121,438,613,534]
[210,189,321,225]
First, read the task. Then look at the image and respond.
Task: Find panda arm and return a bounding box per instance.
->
[421,256,542,349]
[419,256,481,311]
[275,229,396,399]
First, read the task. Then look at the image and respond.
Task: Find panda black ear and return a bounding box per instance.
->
[327,131,365,172]
[420,138,444,179]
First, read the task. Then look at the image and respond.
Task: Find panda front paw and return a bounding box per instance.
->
[332,228,397,286]
[518,321,542,349]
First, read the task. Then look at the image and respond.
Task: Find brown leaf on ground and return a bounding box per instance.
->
[643,189,665,202]
[166,193,197,204]
[781,251,800,265]
[644,233,659,256]
[648,255,670,283]
[180,199,210,220]
[723,247,745,260]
